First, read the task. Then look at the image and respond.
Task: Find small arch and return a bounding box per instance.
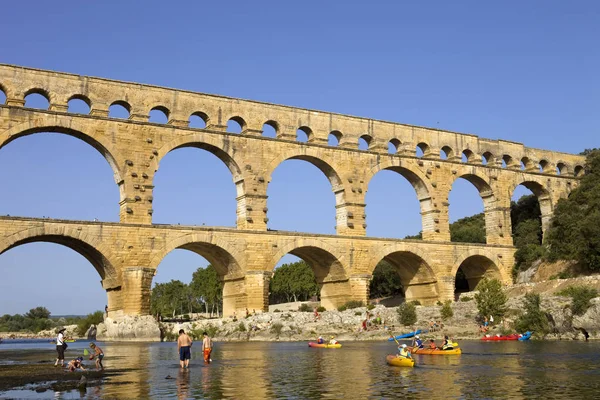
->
[0,84,8,104]
[521,157,535,171]
[328,131,342,146]
[416,142,429,158]
[556,162,567,176]
[388,138,401,154]
[538,159,550,173]
[502,154,514,168]
[189,112,208,128]
[108,101,131,119]
[227,116,246,134]
[358,134,372,151]
[454,254,503,293]
[262,120,278,138]
[67,95,91,114]
[481,151,494,166]
[24,89,50,110]
[297,126,312,142]
[462,149,475,163]
[149,106,170,124]
[574,165,584,177]
[440,145,454,160]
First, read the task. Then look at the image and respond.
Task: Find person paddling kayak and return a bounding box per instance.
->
[397,344,412,359]
[413,335,424,349]
[441,335,454,350]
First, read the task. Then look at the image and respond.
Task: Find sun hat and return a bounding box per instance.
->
[415,335,419,339]
[401,344,407,348]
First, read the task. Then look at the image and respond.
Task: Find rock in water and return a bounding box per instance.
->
[78,375,87,390]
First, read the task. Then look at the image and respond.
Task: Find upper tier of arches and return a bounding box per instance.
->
[0,64,584,177]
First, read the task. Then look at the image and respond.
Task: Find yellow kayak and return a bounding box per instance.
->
[409,347,461,355]
[308,342,342,348]
[386,354,415,367]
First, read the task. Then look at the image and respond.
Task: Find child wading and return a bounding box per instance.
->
[202,332,213,364]
[89,342,104,370]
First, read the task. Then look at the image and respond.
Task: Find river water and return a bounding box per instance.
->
[1,339,599,399]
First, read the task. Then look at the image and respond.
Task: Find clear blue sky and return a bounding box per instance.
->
[0,1,598,315]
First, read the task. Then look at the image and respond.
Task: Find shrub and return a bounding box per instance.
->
[440,300,453,320]
[76,311,104,337]
[204,324,220,338]
[270,322,283,336]
[354,311,362,316]
[237,321,247,332]
[337,305,347,312]
[298,303,312,312]
[344,300,364,309]
[397,302,417,326]
[316,306,326,312]
[557,286,599,316]
[367,304,375,311]
[474,278,507,321]
[460,296,473,302]
[436,301,443,306]
[273,309,281,313]
[514,293,550,335]
[182,314,190,321]
[409,300,421,306]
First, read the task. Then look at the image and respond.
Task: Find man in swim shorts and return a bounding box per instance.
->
[177,329,193,368]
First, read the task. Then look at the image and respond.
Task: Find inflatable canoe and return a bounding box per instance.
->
[388,329,422,341]
[409,347,461,355]
[518,332,532,341]
[481,332,529,341]
[385,355,415,367]
[308,342,342,348]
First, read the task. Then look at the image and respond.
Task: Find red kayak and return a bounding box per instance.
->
[480,334,520,341]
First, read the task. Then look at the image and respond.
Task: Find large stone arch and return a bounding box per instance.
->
[268,238,350,310]
[149,232,245,279]
[0,225,118,280]
[452,250,508,292]
[368,243,440,305]
[509,178,552,240]
[367,160,436,239]
[0,116,125,191]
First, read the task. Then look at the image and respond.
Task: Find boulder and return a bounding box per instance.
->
[96,315,161,341]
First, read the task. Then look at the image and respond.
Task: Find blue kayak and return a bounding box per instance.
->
[388,329,422,341]
[518,331,532,341]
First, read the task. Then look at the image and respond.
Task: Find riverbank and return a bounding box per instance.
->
[0,349,134,394]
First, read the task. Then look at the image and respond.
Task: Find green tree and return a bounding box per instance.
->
[191,265,223,316]
[546,150,600,272]
[25,307,51,320]
[440,300,453,320]
[514,293,550,335]
[474,278,507,321]
[397,302,417,326]
[269,261,318,304]
[76,311,104,336]
[150,280,191,318]
[450,214,486,243]
[369,261,403,298]
[557,286,599,316]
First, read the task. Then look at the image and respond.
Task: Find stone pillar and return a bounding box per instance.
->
[349,274,371,303]
[121,267,155,315]
[336,202,366,235]
[102,276,123,319]
[484,204,513,245]
[236,192,268,230]
[434,275,456,302]
[222,276,246,317]
[49,102,68,112]
[320,280,352,311]
[244,271,271,312]
[119,157,155,224]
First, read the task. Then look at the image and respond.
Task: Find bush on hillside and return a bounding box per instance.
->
[440,300,453,320]
[474,278,507,321]
[397,302,417,326]
[557,286,599,316]
[514,293,550,336]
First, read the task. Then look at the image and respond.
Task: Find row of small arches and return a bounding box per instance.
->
[0,87,584,177]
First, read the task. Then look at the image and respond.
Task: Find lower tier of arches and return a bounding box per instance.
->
[0,217,515,317]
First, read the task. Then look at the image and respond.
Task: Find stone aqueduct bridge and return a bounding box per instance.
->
[0,65,585,317]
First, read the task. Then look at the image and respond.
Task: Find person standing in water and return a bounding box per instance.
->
[202,331,213,364]
[54,327,66,367]
[177,329,193,368]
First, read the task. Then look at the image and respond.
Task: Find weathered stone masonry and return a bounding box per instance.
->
[0,64,585,316]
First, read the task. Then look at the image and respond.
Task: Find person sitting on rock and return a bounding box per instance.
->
[67,357,86,372]
[329,336,338,345]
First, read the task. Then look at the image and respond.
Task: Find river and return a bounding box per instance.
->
[1,339,599,399]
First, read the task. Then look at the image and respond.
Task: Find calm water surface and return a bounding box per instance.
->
[1,340,599,399]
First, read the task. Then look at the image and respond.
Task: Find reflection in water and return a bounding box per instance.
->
[1,341,600,399]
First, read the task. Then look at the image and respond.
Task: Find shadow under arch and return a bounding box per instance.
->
[368,244,439,305]
[452,253,504,293]
[367,161,435,239]
[268,240,349,310]
[0,118,125,190]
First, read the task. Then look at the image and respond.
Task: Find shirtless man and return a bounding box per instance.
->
[202,331,213,364]
[177,329,193,368]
